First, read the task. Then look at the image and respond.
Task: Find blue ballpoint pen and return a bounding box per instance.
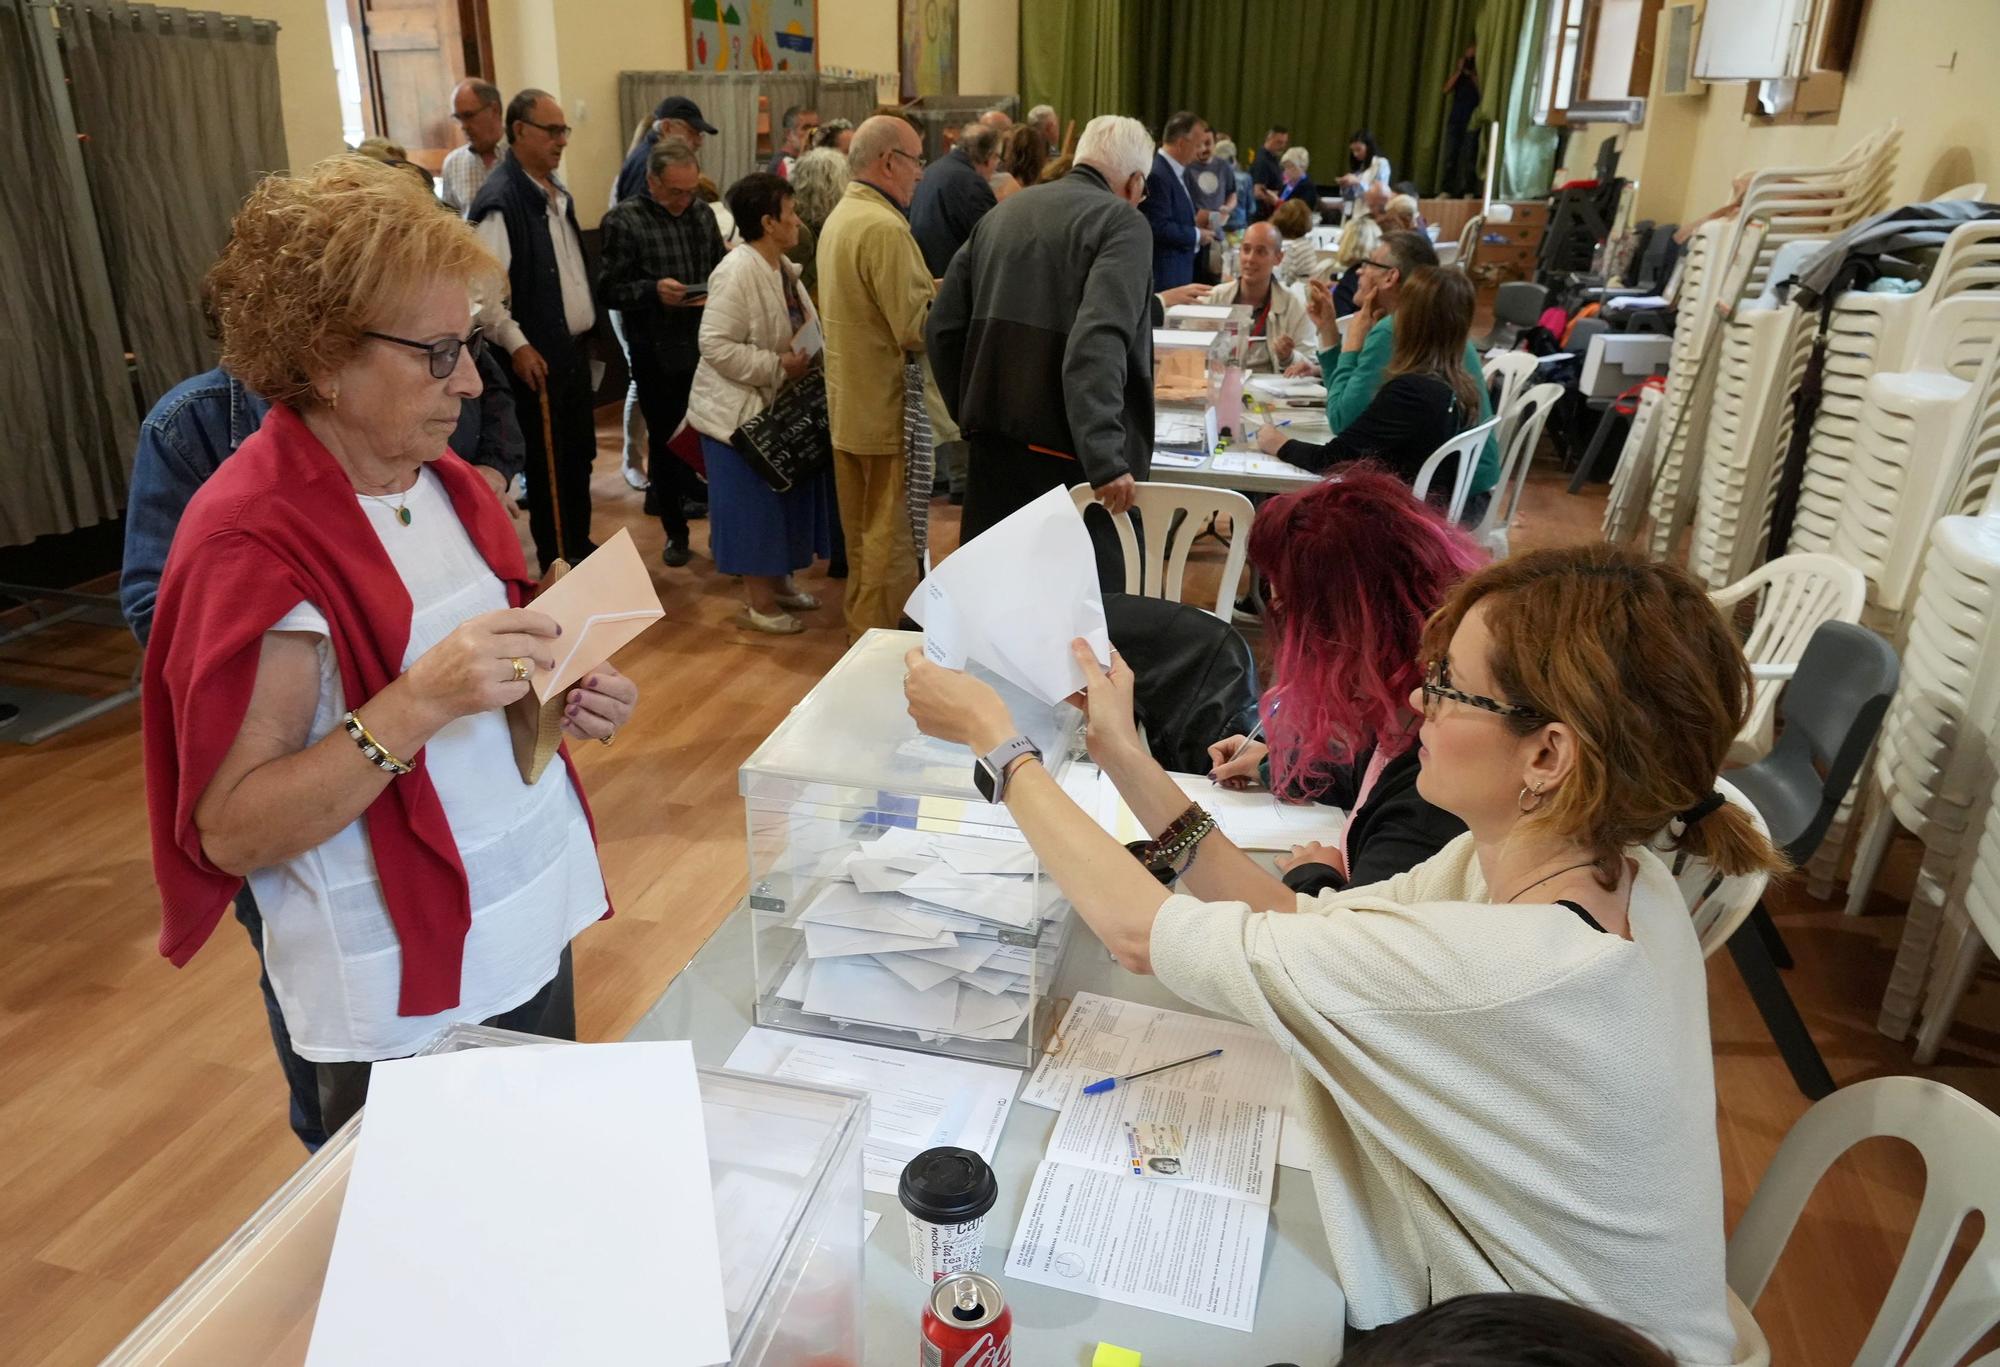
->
[1081,1048,1224,1095]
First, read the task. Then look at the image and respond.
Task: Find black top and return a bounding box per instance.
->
[1278,373,1469,490]
[910,145,999,279]
[1250,147,1285,220]
[1449,57,1482,124]
[1278,743,1467,896]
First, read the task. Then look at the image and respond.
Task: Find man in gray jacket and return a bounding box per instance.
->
[927,115,1157,543]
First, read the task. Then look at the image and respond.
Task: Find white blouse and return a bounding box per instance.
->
[248,468,606,1062]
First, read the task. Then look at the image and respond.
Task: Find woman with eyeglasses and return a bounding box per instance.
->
[903,542,1779,1364]
[143,156,637,1137]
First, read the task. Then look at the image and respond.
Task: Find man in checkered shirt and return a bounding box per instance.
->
[441,79,503,214]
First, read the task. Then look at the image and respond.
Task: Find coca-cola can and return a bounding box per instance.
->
[920,1272,1013,1367]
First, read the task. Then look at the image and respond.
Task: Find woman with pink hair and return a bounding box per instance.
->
[1210,466,1485,893]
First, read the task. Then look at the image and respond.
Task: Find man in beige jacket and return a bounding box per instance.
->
[816,114,935,636]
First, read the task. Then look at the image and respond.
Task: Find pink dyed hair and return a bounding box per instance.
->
[1248,464,1486,795]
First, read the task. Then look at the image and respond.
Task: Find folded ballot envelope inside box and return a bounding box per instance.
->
[739,628,1085,1069]
[101,1025,868,1367]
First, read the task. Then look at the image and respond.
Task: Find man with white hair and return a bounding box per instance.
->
[928,114,1156,543]
[817,113,936,636]
[1027,103,1059,149]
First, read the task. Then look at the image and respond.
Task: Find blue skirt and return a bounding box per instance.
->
[700,433,832,577]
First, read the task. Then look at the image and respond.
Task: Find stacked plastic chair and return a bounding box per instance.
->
[1638,219,1729,557]
[1839,516,2000,1044]
[1732,122,1900,296]
[1603,381,1667,544]
[1908,769,2000,1064]
[1687,241,1826,589]
[1787,223,2000,576]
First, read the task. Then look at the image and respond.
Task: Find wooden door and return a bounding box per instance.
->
[349,0,492,174]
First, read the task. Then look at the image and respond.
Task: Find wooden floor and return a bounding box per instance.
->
[2,423,1996,1366]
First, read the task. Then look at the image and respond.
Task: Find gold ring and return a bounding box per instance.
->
[511,657,529,682]
[598,730,615,747]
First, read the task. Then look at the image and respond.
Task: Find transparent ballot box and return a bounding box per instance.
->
[103,1024,869,1367]
[739,629,1084,1068]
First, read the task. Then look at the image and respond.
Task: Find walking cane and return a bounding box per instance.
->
[537,384,565,561]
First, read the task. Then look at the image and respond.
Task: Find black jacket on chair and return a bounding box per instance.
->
[1103,593,1259,776]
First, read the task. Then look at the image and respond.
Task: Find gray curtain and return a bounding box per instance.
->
[816,76,877,132]
[62,4,285,407]
[0,0,136,546]
[619,71,760,194]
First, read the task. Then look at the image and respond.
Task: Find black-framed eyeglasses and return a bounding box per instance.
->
[365,327,483,380]
[889,148,926,170]
[1358,258,1395,272]
[519,119,572,139]
[1421,659,1547,721]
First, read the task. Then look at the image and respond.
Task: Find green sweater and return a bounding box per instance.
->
[1321,315,1500,491]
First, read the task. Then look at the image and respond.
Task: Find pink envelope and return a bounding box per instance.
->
[527,528,665,701]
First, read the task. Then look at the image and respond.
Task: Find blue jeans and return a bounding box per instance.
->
[232,890,330,1152]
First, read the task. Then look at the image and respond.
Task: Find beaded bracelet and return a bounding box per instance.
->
[1137,801,1219,877]
[341,709,412,775]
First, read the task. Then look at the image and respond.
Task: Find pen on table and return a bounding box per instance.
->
[1209,715,1267,784]
[1082,1048,1224,1095]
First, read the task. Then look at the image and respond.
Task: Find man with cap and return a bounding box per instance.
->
[613,95,719,207]
[608,94,719,492]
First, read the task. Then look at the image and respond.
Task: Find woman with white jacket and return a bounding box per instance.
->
[686,172,831,634]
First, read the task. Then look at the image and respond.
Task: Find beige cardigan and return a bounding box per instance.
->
[1149,834,1755,1367]
[814,180,935,455]
[685,244,819,445]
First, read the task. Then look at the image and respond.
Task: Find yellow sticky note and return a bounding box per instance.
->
[1093,1345,1142,1367]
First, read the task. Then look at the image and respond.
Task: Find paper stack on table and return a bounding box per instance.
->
[1206,450,1316,481]
[725,1027,1020,1196]
[1004,993,1296,1332]
[308,1042,729,1366]
[1245,374,1328,404]
[774,823,1070,1045]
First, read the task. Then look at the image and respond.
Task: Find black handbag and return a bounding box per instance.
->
[730,271,832,493]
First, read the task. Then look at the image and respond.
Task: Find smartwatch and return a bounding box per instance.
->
[974,735,1042,803]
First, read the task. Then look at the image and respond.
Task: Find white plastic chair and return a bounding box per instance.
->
[1411,414,1502,526]
[1473,382,1563,558]
[1710,553,1868,764]
[1069,482,1254,619]
[1663,778,1773,956]
[1452,213,1485,272]
[1483,351,1543,441]
[1728,1076,2000,1367]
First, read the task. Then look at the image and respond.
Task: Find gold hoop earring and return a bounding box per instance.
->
[1517,782,1544,814]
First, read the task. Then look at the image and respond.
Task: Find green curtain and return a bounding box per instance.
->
[1019,0,1151,148]
[1020,0,1482,196]
[1474,0,1558,200]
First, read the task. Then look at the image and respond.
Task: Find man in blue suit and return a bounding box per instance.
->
[1142,110,1211,292]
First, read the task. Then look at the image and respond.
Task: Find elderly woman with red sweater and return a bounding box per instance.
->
[143,156,638,1135]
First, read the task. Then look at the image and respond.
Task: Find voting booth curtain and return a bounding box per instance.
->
[616,72,880,203]
[0,0,283,548]
[1021,0,1556,202]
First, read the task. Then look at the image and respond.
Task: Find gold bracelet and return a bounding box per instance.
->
[341,709,413,775]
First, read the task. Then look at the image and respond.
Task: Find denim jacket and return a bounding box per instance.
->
[120,356,524,645]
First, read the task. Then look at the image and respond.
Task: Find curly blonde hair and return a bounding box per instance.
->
[204,155,498,407]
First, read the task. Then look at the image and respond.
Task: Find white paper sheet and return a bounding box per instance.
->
[864,1210,882,1241]
[308,1042,728,1366]
[1022,992,1292,1112]
[1205,450,1316,481]
[1046,1080,1278,1203]
[1005,1161,1268,1332]
[792,318,824,356]
[905,485,1111,707]
[803,920,960,959]
[1151,449,1208,468]
[724,1028,1020,1196]
[1169,772,1345,851]
[796,884,950,938]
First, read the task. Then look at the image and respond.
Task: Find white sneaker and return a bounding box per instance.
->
[622,463,650,490]
[736,606,804,635]
[775,589,821,611]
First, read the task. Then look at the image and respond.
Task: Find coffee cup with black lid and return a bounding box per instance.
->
[899,1146,998,1282]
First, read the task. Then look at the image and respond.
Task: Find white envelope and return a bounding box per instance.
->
[953,986,1032,1040]
[905,485,1111,706]
[803,922,959,959]
[871,953,962,993]
[844,858,925,894]
[961,967,1025,996]
[805,958,961,1032]
[935,834,1040,876]
[860,827,936,860]
[903,942,1003,973]
[796,885,949,939]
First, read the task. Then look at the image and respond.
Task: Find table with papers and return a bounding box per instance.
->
[631,895,1348,1363]
[1152,399,1324,495]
